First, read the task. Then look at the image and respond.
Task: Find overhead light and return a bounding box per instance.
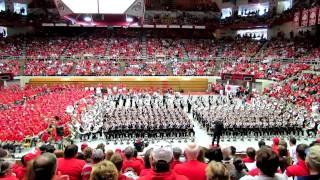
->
[126,16,133,23]
[84,16,92,22]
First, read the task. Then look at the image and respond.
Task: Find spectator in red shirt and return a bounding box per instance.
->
[138,144,188,180]
[12,155,29,180]
[81,148,105,180]
[272,137,280,155]
[243,147,256,163]
[27,152,69,180]
[297,145,320,180]
[122,146,144,176]
[133,149,144,167]
[111,153,133,180]
[174,143,207,180]
[0,160,18,180]
[57,144,86,180]
[286,144,310,177]
[140,149,153,177]
[171,147,183,169]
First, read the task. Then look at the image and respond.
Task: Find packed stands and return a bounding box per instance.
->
[221,63,311,81]
[75,60,121,76]
[0,85,46,106]
[0,85,93,142]
[0,60,19,76]
[109,38,143,59]
[124,60,170,76]
[173,60,215,76]
[24,60,74,76]
[147,39,184,59]
[265,73,320,111]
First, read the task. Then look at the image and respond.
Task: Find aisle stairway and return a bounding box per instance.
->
[19,39,27,75]
[181,40,189,60]
[105,41,112,58]
[141,36,147,60]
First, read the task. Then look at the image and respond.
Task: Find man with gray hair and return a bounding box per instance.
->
[173,143,207,180]
[297,145,320,180]
[81,148,105,180]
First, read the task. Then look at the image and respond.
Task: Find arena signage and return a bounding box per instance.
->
[221,73,255,82]
[0,73,14,81]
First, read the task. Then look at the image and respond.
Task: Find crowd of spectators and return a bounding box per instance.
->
[124,60,170,76]
[0,85,46,106]
[0,60,19,76]
[0,85,93,142]
[145,12,220,26]
[255,35,314,59]
[0,58,314,78]
[75,60,121,76]
[173,60,215,76]
[1,138,320,180]
[265,73,320,111]
[0,37,24,56]
[109,38,143,59]
[24,60,74,76]
[221,62,310,81]
[147,39,184,59]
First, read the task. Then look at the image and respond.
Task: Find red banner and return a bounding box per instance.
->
[301,10,309,27]
[294,12,301,27]
[309,7,318,26]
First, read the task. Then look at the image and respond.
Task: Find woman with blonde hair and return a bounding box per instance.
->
[206,161,230,180]
[90,160,118,180]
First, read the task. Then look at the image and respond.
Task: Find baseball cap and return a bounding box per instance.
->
[81,143,88,151]
[306,145,320,171]
[272,137,280,145]
[92,149,105,160]
[153,144,173,163]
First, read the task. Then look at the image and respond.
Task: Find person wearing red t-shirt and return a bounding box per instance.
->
[0,160,18,180]
[286,144,310,177]
[137,145,188,180]
[173,143,207,180]
[171,147,182,169]
[57,144,85,180]
[272,137,280,155]
[242,147,256,163]
[111,153,134,180]
[122,147,144,176]
[140,149,153,177]
[81,148,105,180]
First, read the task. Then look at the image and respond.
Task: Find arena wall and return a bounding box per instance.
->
[20,76,214,92]
[16,76,276,93]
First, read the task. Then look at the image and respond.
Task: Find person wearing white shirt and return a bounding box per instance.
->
[289,137,297,164]
[240,147,287,180]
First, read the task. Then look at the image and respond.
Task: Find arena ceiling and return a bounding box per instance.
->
[53,0,145,26]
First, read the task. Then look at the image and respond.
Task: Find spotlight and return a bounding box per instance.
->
[84,16,92,22]
[126,16,133,23]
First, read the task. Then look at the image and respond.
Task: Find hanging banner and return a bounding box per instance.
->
[309,7,318,26]
[301,9,309,27]
[294,11,301,27]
